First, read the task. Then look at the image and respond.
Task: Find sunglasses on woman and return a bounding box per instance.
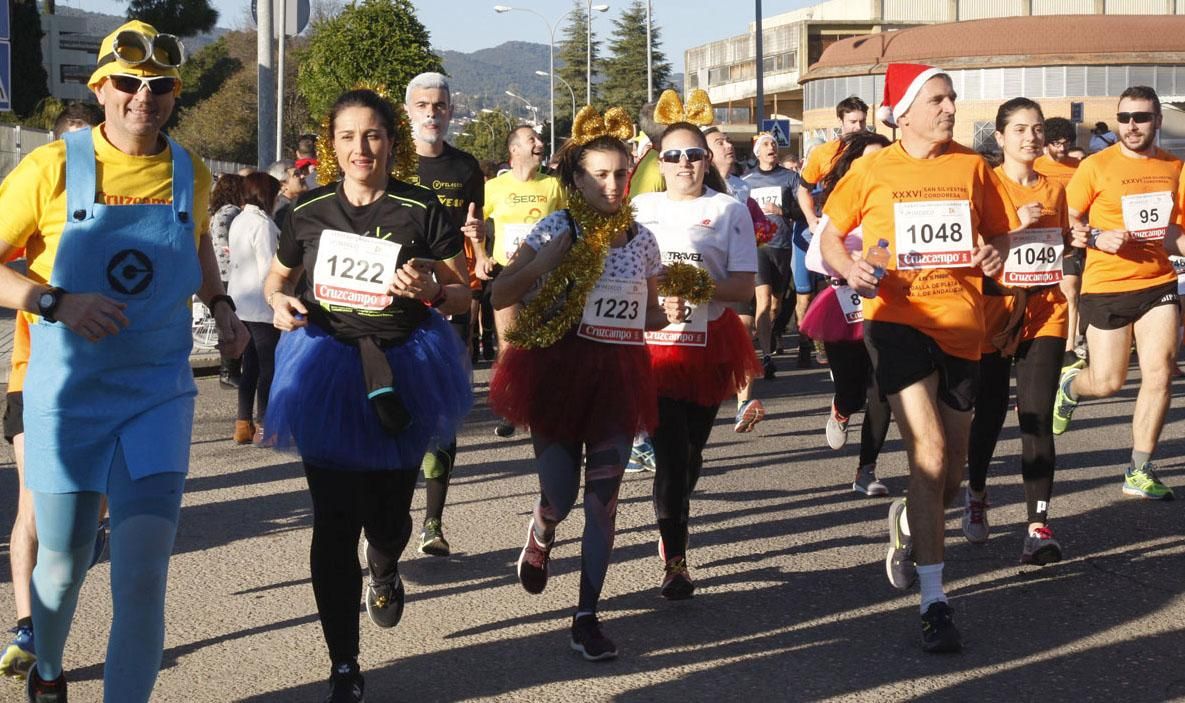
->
[98,29,186,70]
[108,74,179,96]
[1116,111,1155,124]
[659,147,708,164]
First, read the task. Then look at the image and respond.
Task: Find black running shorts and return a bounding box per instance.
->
[1062,246,1084,277]
[863,321,979,412]
[3,391,22,443]
[1077,280,1178,332]
[755,245,793,296]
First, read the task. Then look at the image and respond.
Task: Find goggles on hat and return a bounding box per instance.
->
[99,30,185,70]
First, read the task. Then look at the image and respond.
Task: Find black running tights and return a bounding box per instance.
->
[824,340,892,468]
[967,336,1063,524]
[652,397,720,560]
[303,463,417,666]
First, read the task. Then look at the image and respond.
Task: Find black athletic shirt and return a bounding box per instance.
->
[277,178,463,342]
[410,143,484,230]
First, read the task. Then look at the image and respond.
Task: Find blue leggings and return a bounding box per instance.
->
[31,447,184,702]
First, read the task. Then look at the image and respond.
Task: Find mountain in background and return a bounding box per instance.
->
[438,41,551,115]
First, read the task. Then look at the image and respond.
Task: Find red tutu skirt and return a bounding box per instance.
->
[800,285,864,343]
[490,327,658,444]
[648,308,762,406]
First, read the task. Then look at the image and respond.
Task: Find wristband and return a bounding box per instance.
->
[209,294,236,312]
[1087,228,1101,249]
[429,282,448,308]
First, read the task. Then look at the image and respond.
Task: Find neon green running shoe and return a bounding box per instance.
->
[1051,365,1081,435]
[1123,462,1175,500]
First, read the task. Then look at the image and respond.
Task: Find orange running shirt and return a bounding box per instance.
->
[1033,155,1079,189]
[7,313,30,394]
[981,168,1070,353]
[1064,144,1181,294]
[800,138,843,186]
[823,141,1018,361]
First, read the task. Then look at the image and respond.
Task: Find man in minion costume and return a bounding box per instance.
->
[0,20,247,702]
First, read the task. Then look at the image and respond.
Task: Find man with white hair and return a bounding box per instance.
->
[404,71,487,557]
[267,159,308,230]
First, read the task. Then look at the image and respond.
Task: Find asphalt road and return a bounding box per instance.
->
[0,349,1183,702]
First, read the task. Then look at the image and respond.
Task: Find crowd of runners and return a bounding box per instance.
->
[0,20,1182,703]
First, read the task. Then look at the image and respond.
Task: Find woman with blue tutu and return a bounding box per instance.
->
[261,88,472,703]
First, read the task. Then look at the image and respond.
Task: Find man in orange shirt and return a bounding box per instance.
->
[1053,86,1185,500]
[797,96,869,232]
[820,63,1014,653]
[1035,117,1085,364]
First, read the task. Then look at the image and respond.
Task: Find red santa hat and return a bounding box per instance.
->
[877,63,945,128]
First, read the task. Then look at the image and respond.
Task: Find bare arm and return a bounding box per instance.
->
[713,270,755,304]
[644,276,667,330]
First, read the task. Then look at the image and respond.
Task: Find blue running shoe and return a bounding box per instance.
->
[0,625,35,679]
[627,439,656,473]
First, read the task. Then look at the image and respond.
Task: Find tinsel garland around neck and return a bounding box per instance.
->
[506,192,634,350]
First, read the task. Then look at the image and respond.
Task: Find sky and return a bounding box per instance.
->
[55,0,817,74]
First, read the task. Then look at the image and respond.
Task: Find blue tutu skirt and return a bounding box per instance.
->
[264,312,472,471]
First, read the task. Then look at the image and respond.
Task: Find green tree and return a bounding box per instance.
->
[126,0,219,38]
[10,0,50,118]
[297,0,442,121]
[599,0,672,120]
[555,0,601,119]
[452,109,512,164]
[174,36,243,119]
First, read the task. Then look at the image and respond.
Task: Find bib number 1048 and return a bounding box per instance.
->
[905,221,964,245]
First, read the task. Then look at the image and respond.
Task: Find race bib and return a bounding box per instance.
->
[577,278,647,346]
[1003,228,1064,287]
[502,223,535,259]
[894,200,973,269]
[1121,191,1173,241]
[644,297,708,347]
[835,284,863,324]
[750,186,782,223]
[1171,255,1185,296]
[313,229,402,311]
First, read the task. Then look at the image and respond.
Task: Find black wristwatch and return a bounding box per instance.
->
[37,287,66,322]
[208,294,236,313]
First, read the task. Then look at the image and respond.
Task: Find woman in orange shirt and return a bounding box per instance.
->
[965,98,1070,565]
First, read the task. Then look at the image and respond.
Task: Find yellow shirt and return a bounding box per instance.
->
[483,170,566,265]
[628,148,665,199]
[0,125,211,286]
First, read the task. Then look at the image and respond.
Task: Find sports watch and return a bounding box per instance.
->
[38,287,66,322]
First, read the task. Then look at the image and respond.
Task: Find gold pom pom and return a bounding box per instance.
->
[653,89,684,126]
[659,262,715,305]
[682,89,714,126]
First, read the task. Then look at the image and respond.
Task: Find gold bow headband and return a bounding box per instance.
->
[571,105,635,146]
[654,89,714,127]
[317,81,417,186]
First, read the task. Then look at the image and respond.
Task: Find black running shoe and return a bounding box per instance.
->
[762,355,777,380]
[920,601,962,653]
[27,668,66,703]
[324,661,364,703]
[570,614,618,661]
[365,573,405,629]
[494,421,516,438]
[660,557,695,600]
[796,343,813,369]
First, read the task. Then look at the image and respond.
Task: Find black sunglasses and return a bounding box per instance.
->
[109,74,178,96]
[659,147,708,164]
[1117,111,1156,124]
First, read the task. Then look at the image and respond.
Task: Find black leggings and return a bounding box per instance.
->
[303,463,417,667]
[652,397,720,561]
[823,341,892,468]
[967,336,1063,524]
[238,321,280,422]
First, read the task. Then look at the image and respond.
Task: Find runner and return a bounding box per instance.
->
[483,125,566,438]
[628,100,664,197]
[263,88,472,702]
[965,98,1069,565]
[405,71,487,556]
[797,97,869,232]
[0,21,248,700]
[819,63,1015,652]
[705,126,766,433]
[803,129,893,495]
[1035,117,1084,364]
[634,91,761,600]
[742,133,799,376]
[490,106,665,660]
[1054,85,1185,500]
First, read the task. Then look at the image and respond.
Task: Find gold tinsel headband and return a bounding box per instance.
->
[571,105,634,146]
[653,88,714,127]
[316,81,418,186]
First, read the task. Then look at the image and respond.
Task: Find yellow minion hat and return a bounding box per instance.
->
[88,20,183,93]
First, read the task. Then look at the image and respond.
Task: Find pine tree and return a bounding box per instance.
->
[555,0,601,119]
[126,0,219,38]
[10,0,50,118]
[599,0,671,121]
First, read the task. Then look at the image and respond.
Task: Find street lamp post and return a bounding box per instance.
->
[586,3,609,105]
[646,0,653,101]
[536,70,576,124]
[481,108,513,131]
[505,90,538,125]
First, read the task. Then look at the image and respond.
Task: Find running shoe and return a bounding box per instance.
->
[734,399,766,433]
[1020,525,1063,565]
[516,519,553,594]
[26,667,65,703]
[1051,364,1081,435]
[626,439,657,473]
[796,343,813,369]
[324,661,364,703]
[660,557,695,600]
[570,613,618,661]
[89,519,109,569]
[494,421,516,438]
[814,340,829,366]
[961,489,990,544]
[417,518,450,556]
[1122,462,1175,500]
[852,464,888,496]
[0,625,35,679]
[825,403,849,450]
[365,572,405,629]
[885,498,916,590]
[920,601,962,653]
[762,355,777,380]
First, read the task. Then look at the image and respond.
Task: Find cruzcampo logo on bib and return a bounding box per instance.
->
[313,229,402,311]
[1003,228,1063,287]
[1121,191,1173,241]
[577,278,647,345]
[894,200,973,269]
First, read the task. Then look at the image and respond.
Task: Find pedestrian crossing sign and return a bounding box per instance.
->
[0,42,10,113]
[760,119,791,147]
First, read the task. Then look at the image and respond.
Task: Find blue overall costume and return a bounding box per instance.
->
[23,129,200,701]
